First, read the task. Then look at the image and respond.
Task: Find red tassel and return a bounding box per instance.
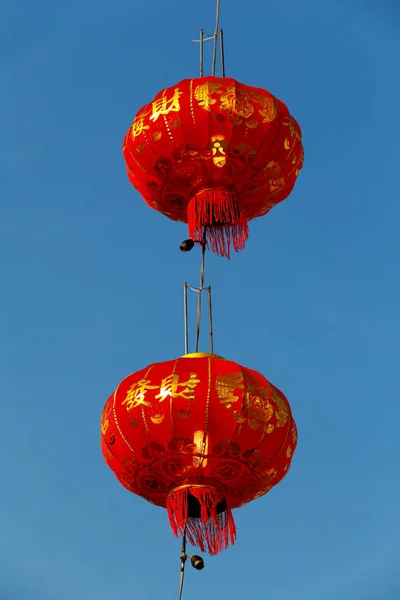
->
[187,189,249,259]
[166,482,236,555]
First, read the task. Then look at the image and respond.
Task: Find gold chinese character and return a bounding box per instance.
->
[211,135,227,168]
[150,88,182,122]
[101,399,112,434]
[155,373,200,402]
[216,372,244,409]
[194,82,221,111]
[122,379,158,411]
[101,411,109,435]
[131,109,150,139]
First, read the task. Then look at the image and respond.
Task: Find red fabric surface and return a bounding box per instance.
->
[122,77,304,257]
[101,353,297,553]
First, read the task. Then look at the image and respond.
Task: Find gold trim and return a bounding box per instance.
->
[170,358,180,436]
[141,364,154,437]
[113,365,154,449]
[170,483,218,493]
[182,352,225,360]
[168,478,227,495]
[199,355,212,469]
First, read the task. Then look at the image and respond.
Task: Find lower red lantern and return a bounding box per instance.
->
[101,352,297,555]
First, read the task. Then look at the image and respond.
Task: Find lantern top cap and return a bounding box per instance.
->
[182,352,225,360]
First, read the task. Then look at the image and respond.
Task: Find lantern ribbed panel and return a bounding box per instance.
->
[101,353,297,554]
[123,77,304,258]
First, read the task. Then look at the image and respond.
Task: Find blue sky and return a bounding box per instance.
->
[1,0,399,598]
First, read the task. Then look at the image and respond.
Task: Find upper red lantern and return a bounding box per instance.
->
[123,76,304,258]
[101,353,297,555]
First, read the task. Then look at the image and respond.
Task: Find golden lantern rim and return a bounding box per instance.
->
[182,352,225,360]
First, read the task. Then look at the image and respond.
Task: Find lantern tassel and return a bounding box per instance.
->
[187,189,249,259]
[167,485,236,555]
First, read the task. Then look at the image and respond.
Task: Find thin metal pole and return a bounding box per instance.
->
[220,28,225,77]
[183,283,189,355]
[195,241,206,352]
[212,0,220,76]
[215,0,221,31]
[193,0,226,78]
[208,286,214,354]
[183,237,215,355]
[178,529,187,600]
[200,29,204,77]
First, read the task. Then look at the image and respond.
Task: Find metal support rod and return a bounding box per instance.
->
[183,283,189,355]
[220,28,225,77]
[178,529,187,600]
[208,287,214,354]
[200,29,204,77]
[186,284,201,293]
[182,237,214,355]
[192,0,225,78]
[195,241,206,352]
[211,0,220,76]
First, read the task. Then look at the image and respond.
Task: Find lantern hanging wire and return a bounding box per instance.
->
[184,0,228,358]
[178,527,187,600]
[179,4,225,598]
[193,0,225,77]
[183,229,213,355]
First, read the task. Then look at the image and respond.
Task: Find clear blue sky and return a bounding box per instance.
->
[1,1,399,598]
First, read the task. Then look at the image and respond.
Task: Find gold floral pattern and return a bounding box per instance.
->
[269,177,285,195]
[123,456,142,474]
[271,388,289,428]
[103,354,297,517]
[220,87,254,119]
[213,441,241,457]
[168,438,197,453]
[162,457,192,478]
[192,82,278,131]
[260,468,278,487]
[124,76,303,251]
[263,160,282,177]
[215,369,291,436]
[211,460,242,480]
[243,390,274,426]
[137,473,167,495]
[258,96,277,123]
[242,448,264,469]
[142,442,165,461]
[283,116,301,141]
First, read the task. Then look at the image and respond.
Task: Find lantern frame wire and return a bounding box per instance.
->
[185,0,225,357]
[183,231,214,355]
[193,0,225,77]
[195,234,206,352]
[178,528,187,600]
[180,4,223,595]
[178,527,206,600]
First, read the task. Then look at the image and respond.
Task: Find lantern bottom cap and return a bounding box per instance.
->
[188,188,249,259]
[166,478,236,555]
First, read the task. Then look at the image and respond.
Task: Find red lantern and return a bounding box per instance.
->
[123,76,304,258]
[101,352,297,555]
